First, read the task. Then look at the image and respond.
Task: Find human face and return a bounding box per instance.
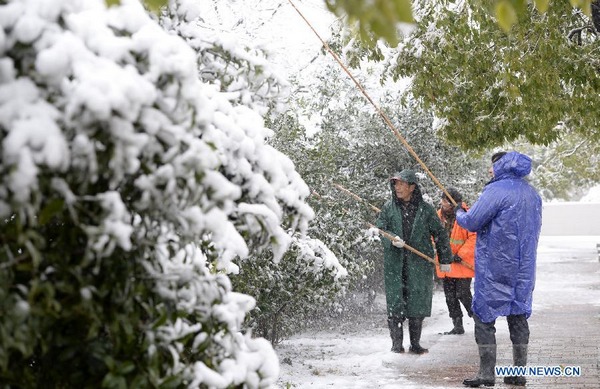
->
[394,180,415,202]
[440,197,453,212]
[489,163,495,178]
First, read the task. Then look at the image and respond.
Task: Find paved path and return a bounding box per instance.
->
[398,237,600,388]
[401,304,600,388]
[277,237,600,388]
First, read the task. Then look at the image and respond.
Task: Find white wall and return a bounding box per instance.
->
[541,202,600,236]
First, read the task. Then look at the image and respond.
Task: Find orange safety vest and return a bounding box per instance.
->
[435,206,476,279]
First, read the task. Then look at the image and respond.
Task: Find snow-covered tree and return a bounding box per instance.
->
[268,43,490,326]
[0,0,326,386]
[160,0,291,117]
[509,135,600,200]
[157,0,352,346]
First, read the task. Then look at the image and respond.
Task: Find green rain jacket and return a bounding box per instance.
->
[376,185,452,319]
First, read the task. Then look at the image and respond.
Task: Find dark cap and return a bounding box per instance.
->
[442,187,462,205]
[390,169,418,184]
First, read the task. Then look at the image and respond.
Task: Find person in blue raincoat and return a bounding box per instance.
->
[456,151,542,388]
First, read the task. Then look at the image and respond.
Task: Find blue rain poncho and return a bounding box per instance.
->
[456,152,542,323]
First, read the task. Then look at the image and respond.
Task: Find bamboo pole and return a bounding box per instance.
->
[312,185,440,267]
[366,223,474,271]
[333,183,381,213]
[366,223,439,266]
[333,183,475,271]
[286,0,458,207]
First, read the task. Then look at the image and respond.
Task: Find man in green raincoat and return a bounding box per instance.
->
[376,169,453,354]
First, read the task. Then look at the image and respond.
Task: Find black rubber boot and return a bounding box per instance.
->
[387,317,405,353]
[504,345,527,386]
[463,344,496,387]
[408,317,428,354]
[444,317,465,335]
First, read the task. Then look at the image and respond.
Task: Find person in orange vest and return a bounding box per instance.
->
[435,187,476,335]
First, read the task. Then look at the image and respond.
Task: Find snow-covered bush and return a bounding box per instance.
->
[161,0,290,117]
[0,0,317,386]
[159,0,359,346]
[232,233,349,344]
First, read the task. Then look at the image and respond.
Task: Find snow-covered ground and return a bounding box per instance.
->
[275,235,600,388]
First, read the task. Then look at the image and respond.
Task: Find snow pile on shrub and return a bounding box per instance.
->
[0,0,318,386]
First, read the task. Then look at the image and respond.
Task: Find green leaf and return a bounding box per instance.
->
[393,0,415,23]
[143,0,168,13]
[151,311,169,329]
[495,1,518,32]
[118,361,135,375]
[534,0,550,13]
[569,0,583,8]
[39,198,64,225]
[24,239,42,269]
[581,0,592,16]
[105,0,167,13]
[160,375,184,388]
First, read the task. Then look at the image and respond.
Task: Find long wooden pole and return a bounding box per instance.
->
[333,183,381,213]
[366,223,439,266]
[286,0,458,206]
[333,183,475,271]
[313,185,439,266]
[367,222,474,271]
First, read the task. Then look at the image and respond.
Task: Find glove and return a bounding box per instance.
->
[392,236,405,248]
[440,264,451,273]
[454,204,466,214]
[453,254,463,263]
